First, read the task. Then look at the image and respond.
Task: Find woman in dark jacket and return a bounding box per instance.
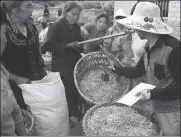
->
[43,1,84,128]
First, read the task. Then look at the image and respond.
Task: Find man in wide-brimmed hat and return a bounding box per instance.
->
[111,2,180,136]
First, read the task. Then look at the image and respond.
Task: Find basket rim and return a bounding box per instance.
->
[82,102,163,136]
[74,52,108,105]
[74,52,131,105]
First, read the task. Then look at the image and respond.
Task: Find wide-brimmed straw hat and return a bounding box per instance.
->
[116,2,173,34]
[114,9,128,19]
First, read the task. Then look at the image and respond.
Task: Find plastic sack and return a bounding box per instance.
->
[19,72,69,136]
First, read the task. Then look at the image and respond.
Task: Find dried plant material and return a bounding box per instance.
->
[80,68,128,104]
[85,106,156,136]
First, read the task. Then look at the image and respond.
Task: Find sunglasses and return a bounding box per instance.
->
[115,16,126,20]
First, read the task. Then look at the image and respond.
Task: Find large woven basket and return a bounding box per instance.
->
[21,109,35,136]
[74,52,131,105]
[82,102,163,136]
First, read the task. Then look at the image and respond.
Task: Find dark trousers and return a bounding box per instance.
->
[61,73,80,118]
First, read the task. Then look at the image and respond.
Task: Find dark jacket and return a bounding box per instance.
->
[43,17,84,76]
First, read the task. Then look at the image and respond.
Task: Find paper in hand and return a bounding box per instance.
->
[117,83,156,106]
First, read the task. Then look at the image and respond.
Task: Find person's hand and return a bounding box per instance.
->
[135,89,151,101]
[66,41,78,48]
[66,41,78,49]
[15,76,31,85]
[67,41,83,52]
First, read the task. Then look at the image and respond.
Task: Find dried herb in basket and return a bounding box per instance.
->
[80,68,128,104]
[85,106,156,136]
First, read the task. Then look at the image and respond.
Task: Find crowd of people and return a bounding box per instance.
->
[1,1,180,136]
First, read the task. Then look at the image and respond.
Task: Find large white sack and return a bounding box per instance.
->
[19,72,69,136]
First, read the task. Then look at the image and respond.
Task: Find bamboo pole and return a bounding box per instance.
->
[78,31,133,45]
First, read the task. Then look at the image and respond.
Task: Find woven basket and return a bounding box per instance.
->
[74,52,131,105]
[82,102,163,136]
[21,109,35,136]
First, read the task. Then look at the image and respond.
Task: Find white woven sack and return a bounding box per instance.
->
[19,72,69,136]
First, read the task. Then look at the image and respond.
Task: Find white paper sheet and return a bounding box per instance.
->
[117,83,156,106]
